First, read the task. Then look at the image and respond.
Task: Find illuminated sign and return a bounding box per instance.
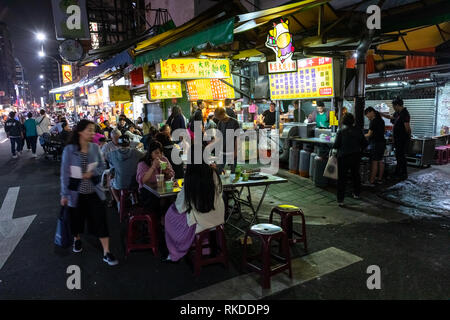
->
[269,57,334,100]
[109,85,131,102]
[160,59,230,79]
[186,78,235,101]
[149,81,182,100]
[62,65,72,83]
[268,60,297,73]
[266,19,295,67]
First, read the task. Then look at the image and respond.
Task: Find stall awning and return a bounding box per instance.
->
[88,50,133,78]
[134,18,235,67]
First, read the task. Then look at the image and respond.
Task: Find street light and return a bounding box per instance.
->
[40,75,54,89]
[38,50,45,57]
[36,32,46,41]
[40,85,44,89]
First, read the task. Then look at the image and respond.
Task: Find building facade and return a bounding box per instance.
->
[0,22,16,106]
[40,55,61,104]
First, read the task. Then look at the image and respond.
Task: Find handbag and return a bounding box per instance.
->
[323,151,338,180]
[54,206,73,248]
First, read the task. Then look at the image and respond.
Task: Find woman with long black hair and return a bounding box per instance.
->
[163,145,225,262]
[60,119,118,266]
[166,106,186,133]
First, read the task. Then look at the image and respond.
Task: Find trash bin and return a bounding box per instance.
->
[313,156,328,187]
[299,150,311,177]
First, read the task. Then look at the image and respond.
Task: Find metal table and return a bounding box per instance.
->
[289,137,335,146]
[143,173,288,234]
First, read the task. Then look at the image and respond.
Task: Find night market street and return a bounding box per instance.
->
[1,127,449,300]
[1,0,450,306]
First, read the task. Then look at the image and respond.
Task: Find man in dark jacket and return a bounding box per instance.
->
[380,98,411,180]
[4,112,24,159]
[333,113,368,205]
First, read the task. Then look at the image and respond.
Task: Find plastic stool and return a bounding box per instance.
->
[435,146,448,165]
[126,207,158,256]
[269,205,307,252]
[190,224,228,276]
[119,189,138,222]
[242,224,292,289]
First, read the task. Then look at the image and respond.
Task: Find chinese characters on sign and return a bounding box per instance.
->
[268,60,297,73]
[186,78,235,100]
[160,59,230,79]
[149,81,182,100]
[269,57,334,100]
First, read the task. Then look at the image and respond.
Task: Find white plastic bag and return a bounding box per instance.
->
[323,155,338,180]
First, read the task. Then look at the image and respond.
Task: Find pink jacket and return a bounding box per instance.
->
[92,133,105,145]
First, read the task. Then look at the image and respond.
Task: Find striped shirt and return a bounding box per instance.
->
[79,152,95,194]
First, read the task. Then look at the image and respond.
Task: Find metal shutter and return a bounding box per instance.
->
[403,99,436,137]
[344,99,436,137]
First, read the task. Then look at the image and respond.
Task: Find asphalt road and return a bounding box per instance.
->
[0,128,449,300]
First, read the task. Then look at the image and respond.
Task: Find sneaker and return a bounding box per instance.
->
[352,194,360,199]
[103,252,119,266]
[375,180,383,185]
[73,239,82,253]
[12,154,18,159]
[338,202,344,207]
[32,153,37,158]
[17,151,22,156]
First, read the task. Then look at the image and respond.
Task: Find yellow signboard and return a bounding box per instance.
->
[269,57,334,100]
[160,59,230,79]
[62,65,72,83]
[109,85,131,102]
[186,78,235,100]
[149,81,182,100]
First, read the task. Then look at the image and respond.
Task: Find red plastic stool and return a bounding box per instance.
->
[434,146,448,165]
[119,189,138,222]
[269,205,307,252]
[242,223,292,289]
[190,224,228,276]
[126,207,158,256]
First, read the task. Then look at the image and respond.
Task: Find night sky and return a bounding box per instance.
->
[0,0,58,100]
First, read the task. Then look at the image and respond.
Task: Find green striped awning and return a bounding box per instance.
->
[135,18,235,67]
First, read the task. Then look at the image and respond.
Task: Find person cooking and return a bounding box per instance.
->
[262,102,277,128]
[307,101,330,128]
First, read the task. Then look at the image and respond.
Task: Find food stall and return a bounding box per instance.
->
[157,58,235,123]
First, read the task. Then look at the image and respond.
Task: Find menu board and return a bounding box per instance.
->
[160,58,230,79]
[149,81,182,100]
[269,57,334,100]
[186,78,235,100]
